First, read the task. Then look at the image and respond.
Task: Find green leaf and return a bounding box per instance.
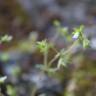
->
[83,38,90,48]
[58,58,67,68]
[7,85,16,96]
[37,40,51,53]
[53,20,60,26]
[59,27,68,36]
[0,53,9,62]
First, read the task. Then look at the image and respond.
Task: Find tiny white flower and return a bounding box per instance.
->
[0,76,7,83]
[7,36,13,41]
[72,32,79,39]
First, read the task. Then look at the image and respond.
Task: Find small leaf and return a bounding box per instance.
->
[59,27,68,36]
[37,40,51,53]
[83,38,90,48]
[53,20,60,26]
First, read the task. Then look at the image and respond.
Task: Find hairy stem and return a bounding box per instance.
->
[48,40,79,68]
[44,49,48,68]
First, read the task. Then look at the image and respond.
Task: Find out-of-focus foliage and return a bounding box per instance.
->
[0,35,12,43]
[0,0,96,96]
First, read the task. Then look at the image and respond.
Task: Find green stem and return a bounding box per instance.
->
[48,53,60,67]
[44,49,48,68]
[48,40,79,67]
[63,40,79,55]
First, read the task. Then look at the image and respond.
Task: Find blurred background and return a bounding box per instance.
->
[0,0,96,96]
